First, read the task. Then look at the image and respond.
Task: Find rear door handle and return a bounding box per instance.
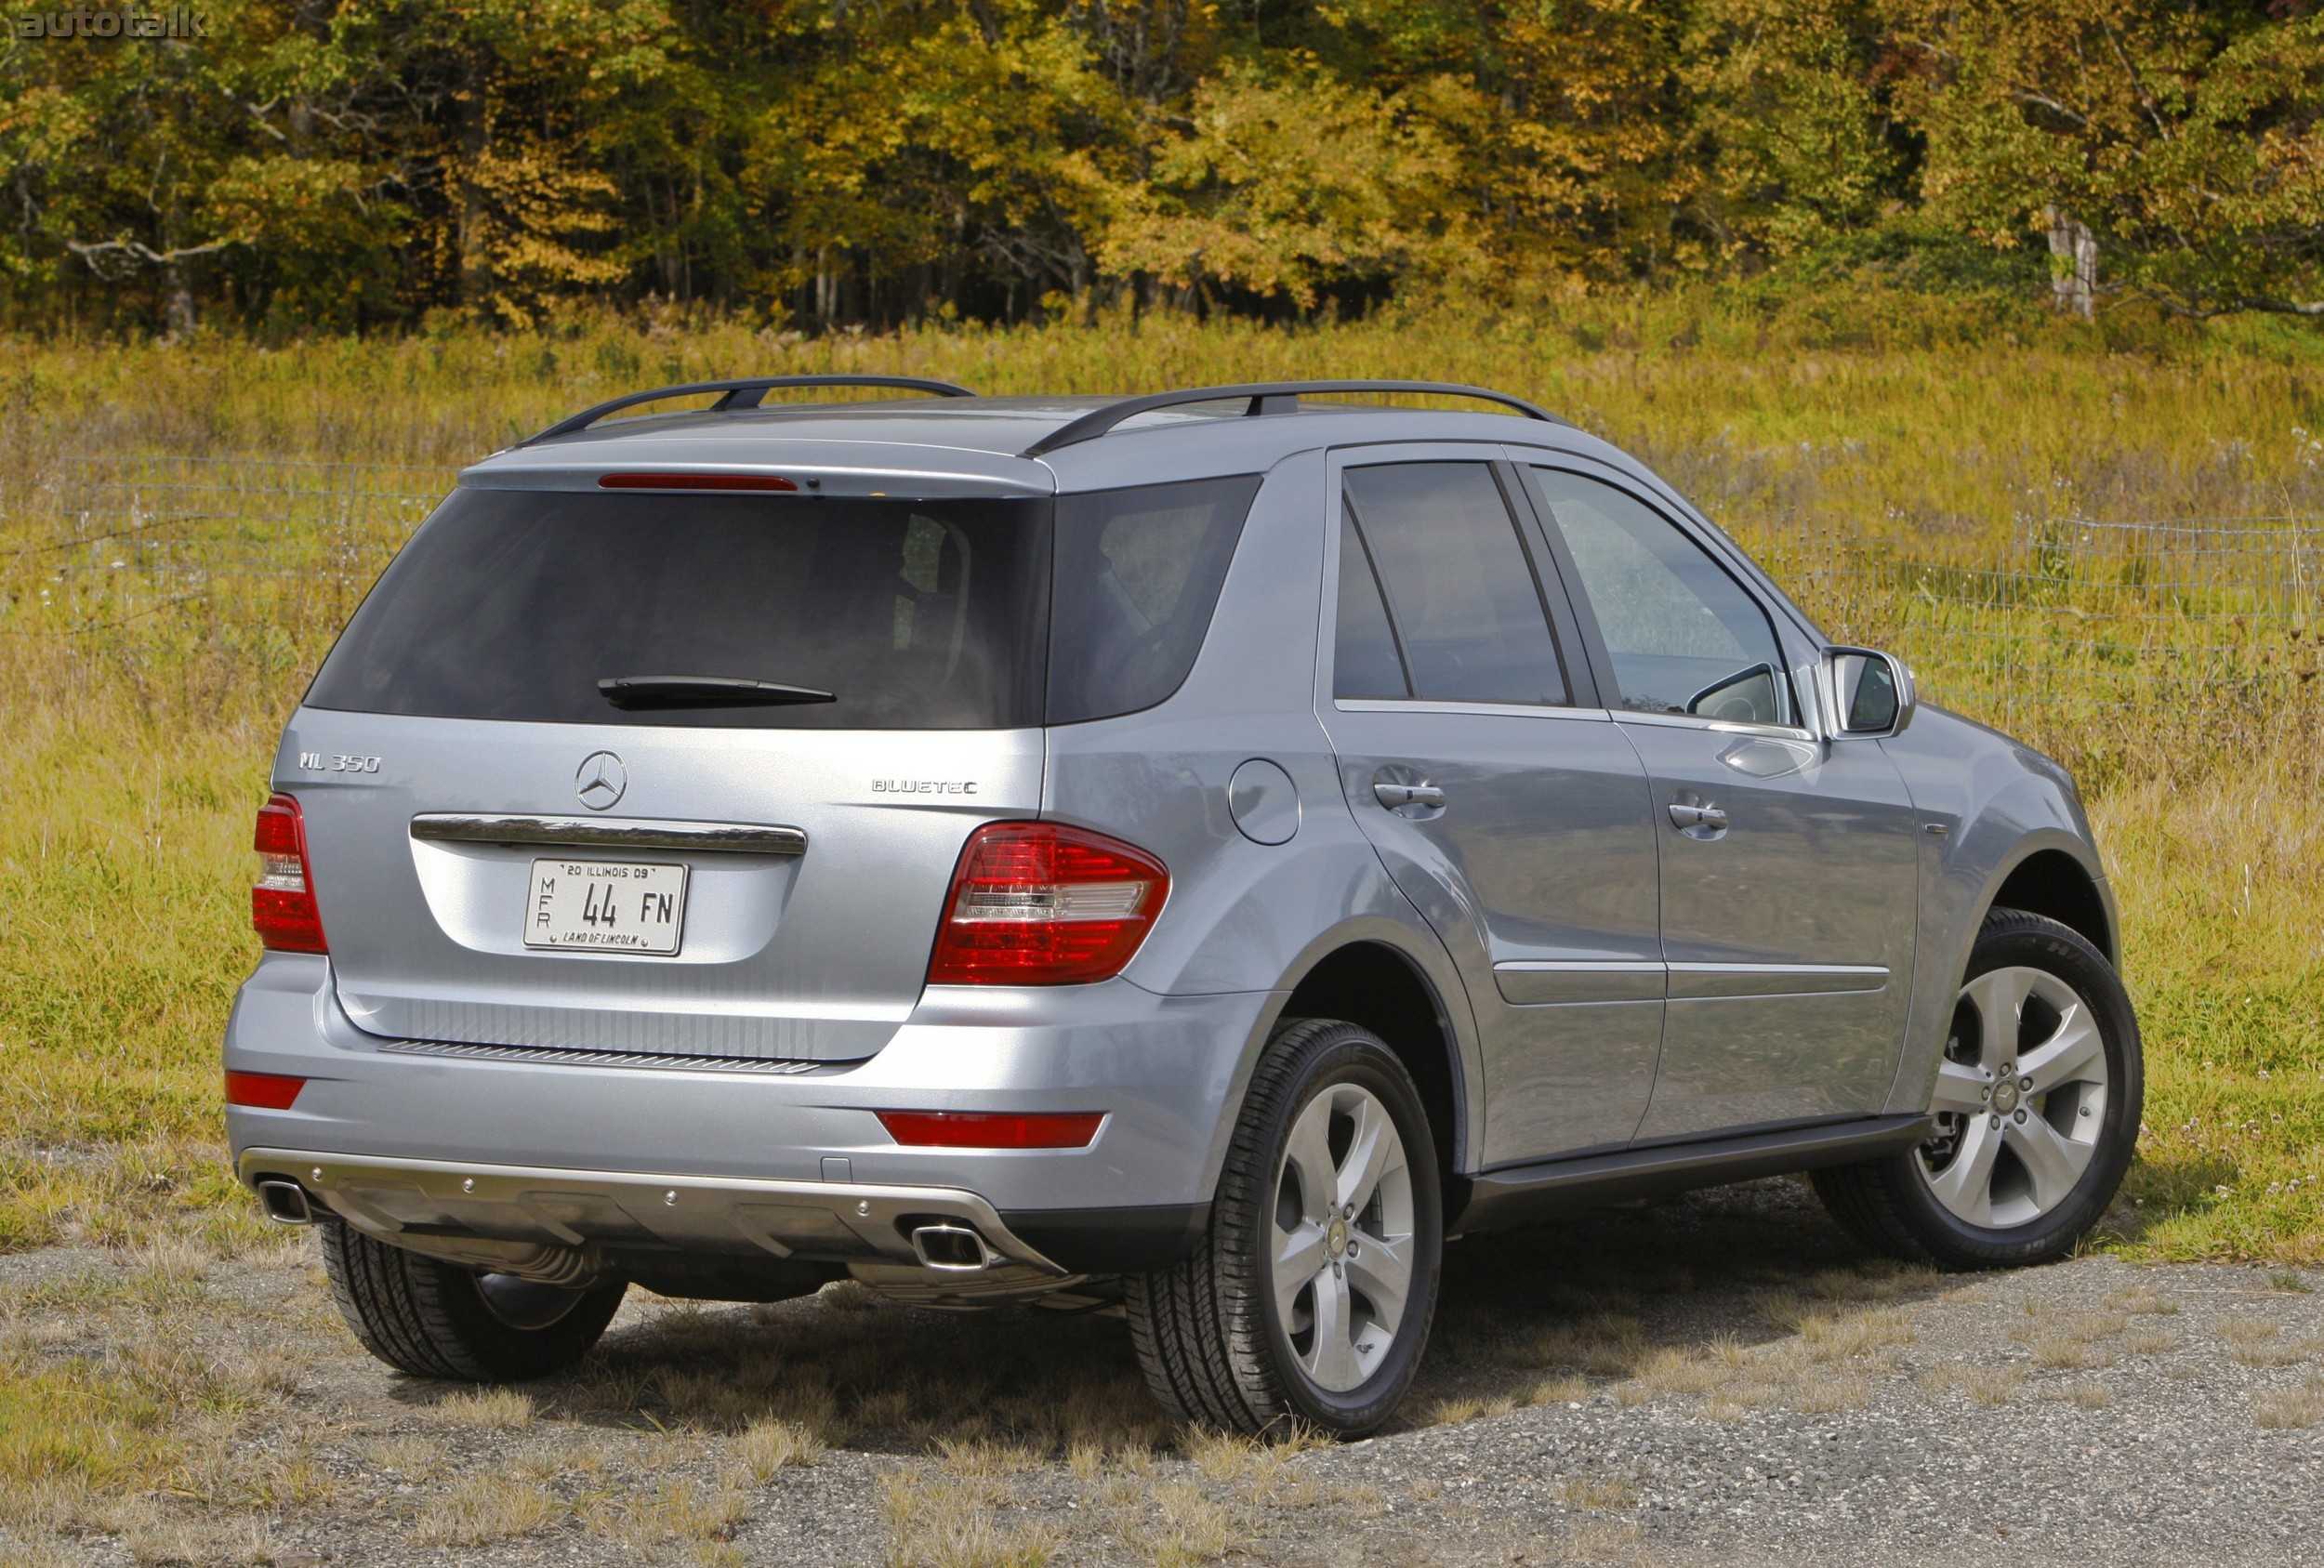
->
[1374,781,1447,811]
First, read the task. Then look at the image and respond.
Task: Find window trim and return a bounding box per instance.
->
[1335,500,1415,700]
[1325,448,1600,714]
[1512,460,1805,735]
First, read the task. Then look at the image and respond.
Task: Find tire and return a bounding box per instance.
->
[1814,907,2142,1270]
[1126,1018,1443,1438]
[320,1220,627,1381]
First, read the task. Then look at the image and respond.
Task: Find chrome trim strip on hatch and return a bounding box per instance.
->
[376,1039,833,1074]
[411,813,808,856]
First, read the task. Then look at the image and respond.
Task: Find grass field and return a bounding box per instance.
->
[1,298,2321,1545]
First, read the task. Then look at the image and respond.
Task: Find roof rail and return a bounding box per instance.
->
[1020,380,1565,457]
[521,375,976,446]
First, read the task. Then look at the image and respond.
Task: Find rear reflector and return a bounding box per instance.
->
[599,472,799,492]
[225,1071,307,1111]
[877,1111,1104,1149]
[252,794,327,954]
[926,822,1169,985]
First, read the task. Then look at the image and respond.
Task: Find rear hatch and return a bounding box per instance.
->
[287,473,1052,1061]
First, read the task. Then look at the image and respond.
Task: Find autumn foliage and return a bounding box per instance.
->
[7,0,2324,331]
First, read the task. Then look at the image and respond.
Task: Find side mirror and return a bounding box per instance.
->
[1822,647,1915,738]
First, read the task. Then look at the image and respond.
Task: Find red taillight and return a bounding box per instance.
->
[598,472,799,492]
[877,1111,1104,1149]
[252,793,327,954]
[926,822,1169,985]
[225,1070,307,1110]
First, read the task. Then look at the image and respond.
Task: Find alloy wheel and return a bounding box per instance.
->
[1270,1082,1418,1393]
[1920,964,2111,1228]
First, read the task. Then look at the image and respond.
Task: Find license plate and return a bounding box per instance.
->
[523,858,688,955]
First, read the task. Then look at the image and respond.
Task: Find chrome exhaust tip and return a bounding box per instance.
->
[909,1222,996,1272]
[255,1178,314,1225]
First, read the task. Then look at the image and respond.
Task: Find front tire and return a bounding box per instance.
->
[1814,907,2142,1269]
[1126,1019,1443,1437]
[321,1220,626,1381]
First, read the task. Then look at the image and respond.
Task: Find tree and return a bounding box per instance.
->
[1886,0,2324,319]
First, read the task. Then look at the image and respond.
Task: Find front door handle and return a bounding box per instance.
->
[1373,780,1448,813]
[1668,795,1729,838]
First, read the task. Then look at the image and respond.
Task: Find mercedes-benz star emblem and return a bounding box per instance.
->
[575,751,627,810]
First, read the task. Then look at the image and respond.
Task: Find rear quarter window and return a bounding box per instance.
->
[1045,475,1261,724]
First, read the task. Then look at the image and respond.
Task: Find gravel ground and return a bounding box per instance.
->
[3,1180,2318,1565]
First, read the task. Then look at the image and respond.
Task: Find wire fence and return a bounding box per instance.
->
[7,455,454,638]
[7,455,2321,753]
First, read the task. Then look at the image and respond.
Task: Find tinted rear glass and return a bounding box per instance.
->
[306,488,1050,729]
[1046,475,1261,724]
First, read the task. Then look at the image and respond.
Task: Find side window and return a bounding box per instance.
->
[1527,468,1792,726]
[1334,509,1409,698]
[1048,474,1261,723]
[1340,463,1568,706]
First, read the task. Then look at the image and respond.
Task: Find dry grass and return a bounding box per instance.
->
[1919,1364,2024,1406]
[885,1469,1055,1568]
[1520,1313,1646,1379]
[1700,1384,1777,1422]
[1798,1307,1915,1362]
[624,1474,753,1548]
[1555,1469,1642,1512]
[2025,1334,2117,1372]
[2059,1381,2113,1409]
[434,1387,536,1429]
[1527,1373,1591,1405]
[4,316,2324,1561]
[735,1416,823,1482]
[1635,1346,1732,1399]
[1789,1369,1874,1414]
[359,1434,446,1478]
[1565,1516,1651,1564]
[2105,1285,2181,1316]
[415,1473,560,1548]
[2253,1374,2324,1430]
[2217,1319,2320,1368]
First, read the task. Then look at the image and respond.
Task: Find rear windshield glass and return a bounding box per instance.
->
[1046,475,1261,724]
[306,488,1050,729]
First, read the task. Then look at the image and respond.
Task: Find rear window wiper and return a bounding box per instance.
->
[598,675,838,709]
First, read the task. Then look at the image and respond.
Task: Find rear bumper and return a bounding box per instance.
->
[224,953,1274,1272]
[239,1146,1092,1303]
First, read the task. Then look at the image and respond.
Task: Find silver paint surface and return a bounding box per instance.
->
[225,395,2119,1250]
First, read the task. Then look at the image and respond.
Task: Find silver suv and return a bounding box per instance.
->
[226,377,2141,1436]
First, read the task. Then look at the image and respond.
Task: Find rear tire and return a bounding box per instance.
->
[1126,1018,1443,1437]
[1814,907,2141,1270]
[320,1220,626,1381]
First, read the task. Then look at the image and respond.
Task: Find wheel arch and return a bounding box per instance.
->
[1982,845,2116,963]
[1276,938,1470,1187]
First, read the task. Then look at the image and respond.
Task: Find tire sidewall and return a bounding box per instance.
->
[1240,1028,1442,1434]
[1895,915,2144,1266]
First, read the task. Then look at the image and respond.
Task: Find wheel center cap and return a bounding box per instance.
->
[1327,1218,1348,1259]
[1994,1080,2021,1113]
